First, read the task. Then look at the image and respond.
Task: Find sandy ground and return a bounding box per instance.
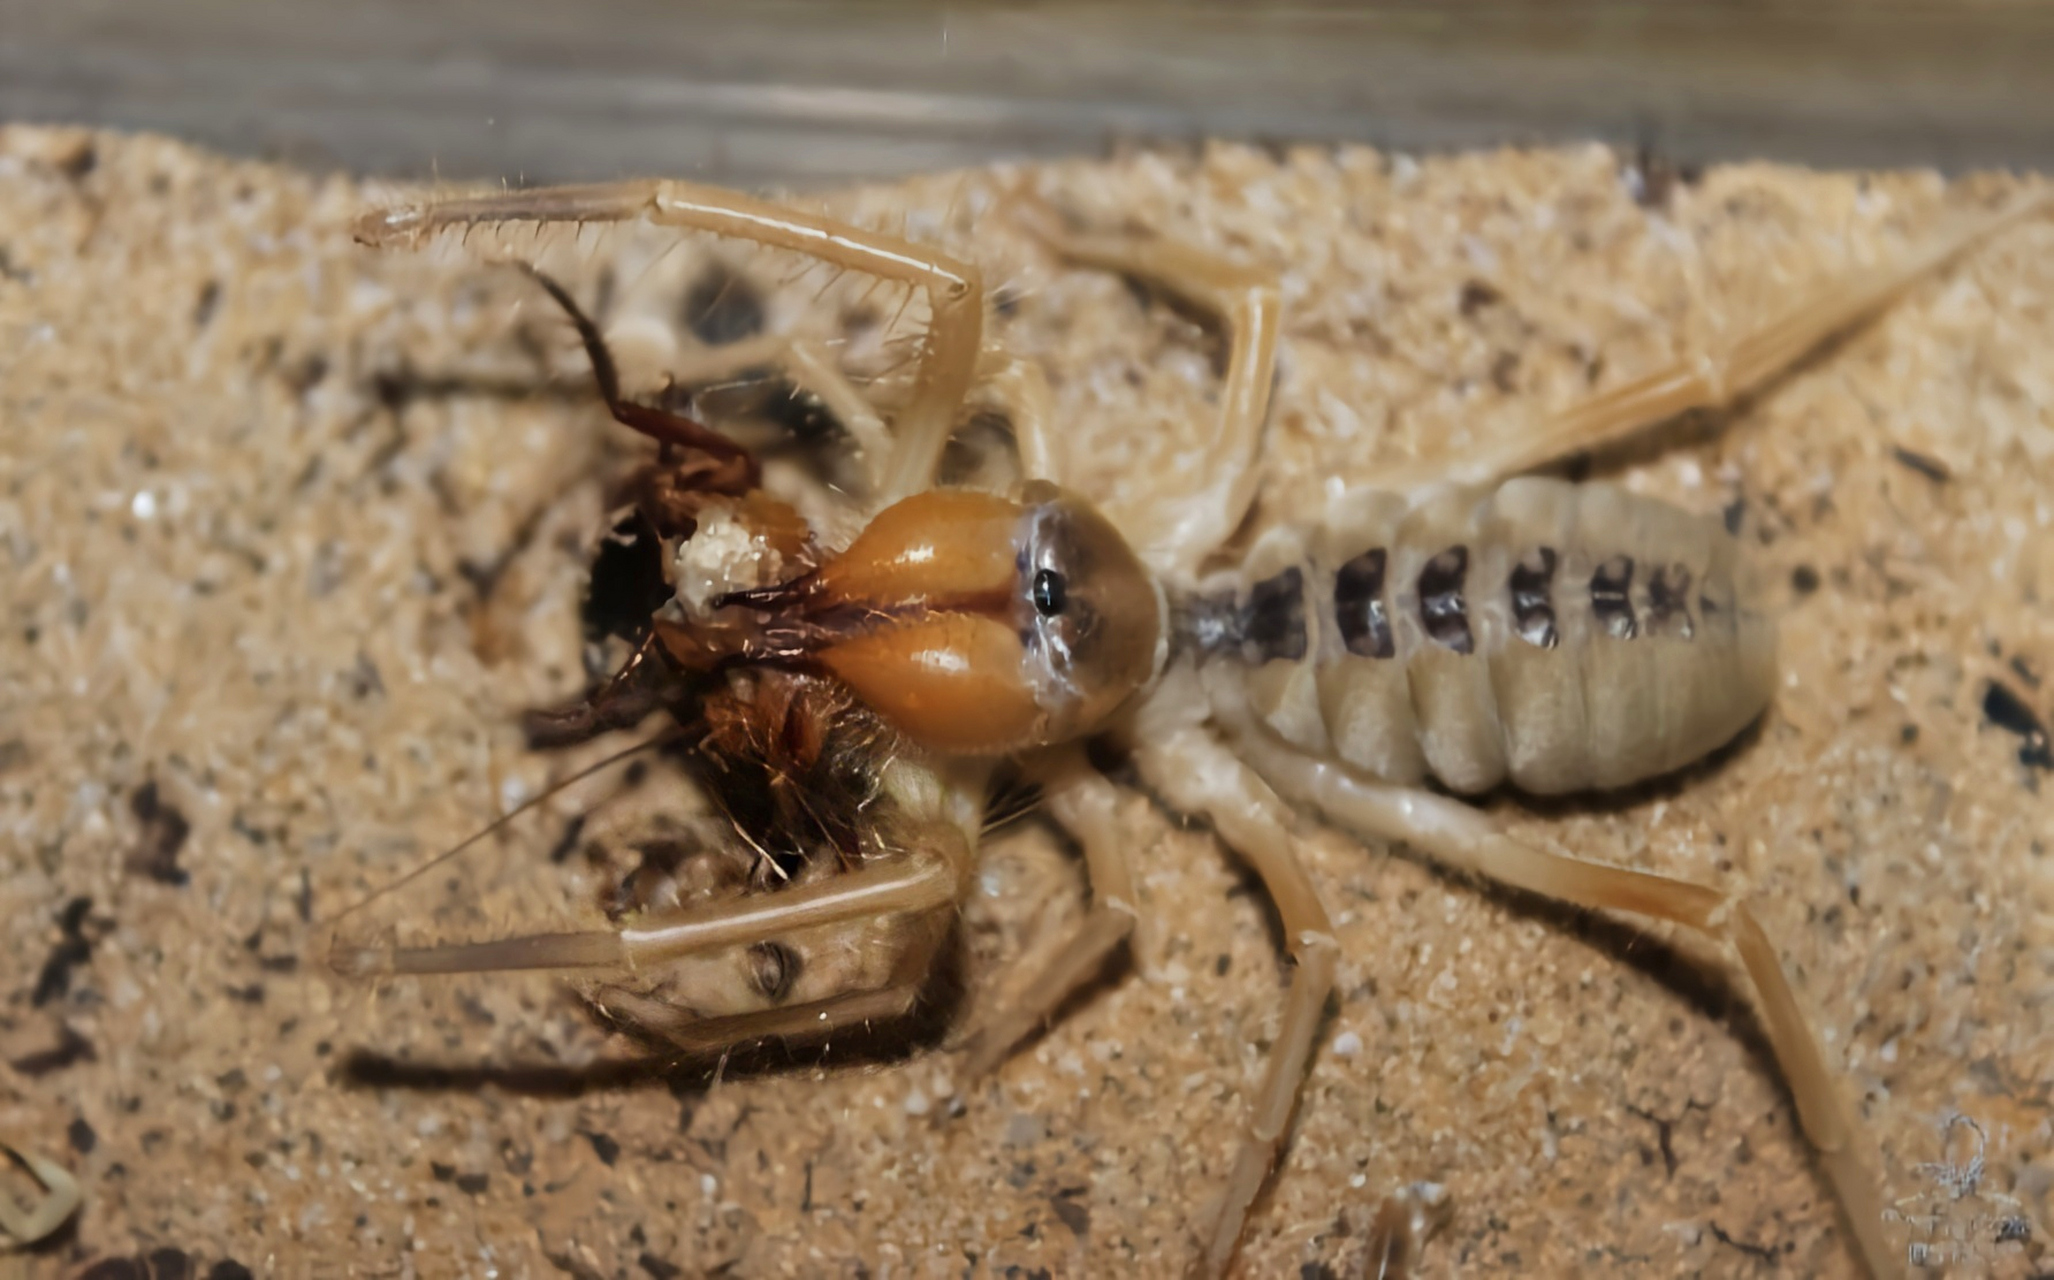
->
[2,125,2051,1277]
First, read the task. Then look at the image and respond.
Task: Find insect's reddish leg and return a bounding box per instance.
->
[1132,728,1340,1280]
[517,265,758,490]
[1019,203,1282,571]
[1232,733,1901,1280]
[1395,186,2053,492]
[0,1145,80,1245]
[955,752,1139,1079]
[356,180,984,505]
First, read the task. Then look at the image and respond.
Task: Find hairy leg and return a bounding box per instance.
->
[1382,186,2051,493]
[328,855,957,979]
[357,180,984,505]
[587,904,951,1056]
[1231,731,1898,1280]
[591,981,927,1056]
[1016,197,1282,573]
[955,749,1139,1079]
[1133,727,1339,1279]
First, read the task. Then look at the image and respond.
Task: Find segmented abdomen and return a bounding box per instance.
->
[1185,477,1775,795]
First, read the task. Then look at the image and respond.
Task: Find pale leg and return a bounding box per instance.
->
[328,856,958,979]
[1016,198,1282,573]
[0,1146,80,1246]
[357,180,985,504]
[972,355,1058,486]
[591,981,927,1056]
[1133,728,1340,1279]
[1231,731,1899,1280]
[1385,186,2053,491]
[955,751,1139,1079]
[587,905,952,1056]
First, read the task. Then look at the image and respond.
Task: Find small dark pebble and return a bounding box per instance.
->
[126,781,192,887]
[584,1130,621,1166]
[1790,564,1821,595]
[11,1022,96,1077]
[455,1172,489,1195]
[638,1255,684,1280]
[146,1247,193,1280]
[206,1263,255,1280]
[1890,445,1951,483]
[77,1261,147,1280]
[1900,723,1920,744]
[2010,654,2043,690]
[1722,499,1747,536]
[32,895,94,1007]
[68,1116,97,1153]
[1982,681,2053,771]
[1050,1188,1090,1238]
[1458,279,1501,316]
[192,280,221,329]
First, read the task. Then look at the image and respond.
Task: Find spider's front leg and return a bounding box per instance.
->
[356,179,986,504]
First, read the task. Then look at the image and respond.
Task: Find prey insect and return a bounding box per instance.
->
[333,175,2052,1278]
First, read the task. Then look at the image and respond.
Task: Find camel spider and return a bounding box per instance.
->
[332,174,2051,1278]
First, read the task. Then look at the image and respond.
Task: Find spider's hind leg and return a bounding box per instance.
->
[1400,185,2053,491]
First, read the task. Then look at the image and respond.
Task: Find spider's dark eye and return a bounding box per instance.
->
[1032,568,1067,617]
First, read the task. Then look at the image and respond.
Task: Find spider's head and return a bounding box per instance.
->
[800,482,1164,754]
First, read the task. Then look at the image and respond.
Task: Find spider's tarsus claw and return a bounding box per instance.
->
[352,204,424,248]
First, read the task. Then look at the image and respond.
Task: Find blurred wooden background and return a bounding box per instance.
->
[4,1,2051,186]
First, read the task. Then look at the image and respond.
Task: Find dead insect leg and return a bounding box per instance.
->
[1016,197,1282,574]
[956,751,1139,1079]
[1133,727,1341,1280]
[356,180,984,505]
[1395,185,2053,492]
[1232,733,1898,1280]
[328,857,958,980]
[0,1145,81,1247]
